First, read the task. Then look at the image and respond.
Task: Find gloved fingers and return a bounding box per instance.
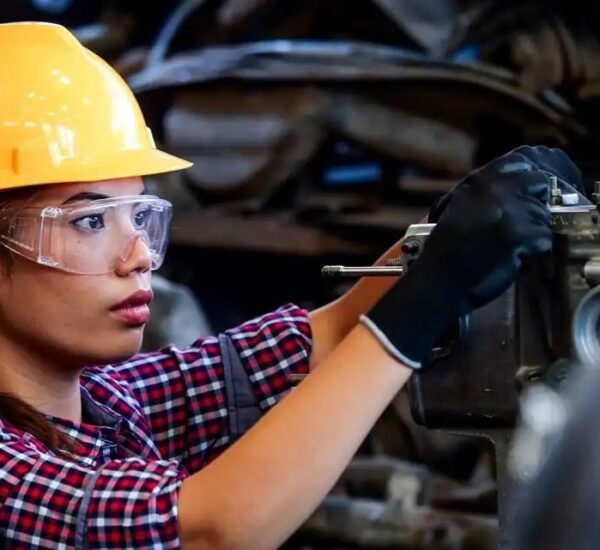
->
[492,150,537,175]
[433,170,550,233]
[489,148,580,202]
[515,145,584,194]
[428,148,558,224]
[474,150,548,198]
[467,228,551,310]
[516,195,551,225]
[467,261,520,310]
[501,202,552,253]
[499,165,550,202]
[512,224,553,257]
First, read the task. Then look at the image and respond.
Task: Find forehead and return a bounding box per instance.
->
[30,178,145,204]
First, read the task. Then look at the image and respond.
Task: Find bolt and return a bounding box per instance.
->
[401,240,420,255]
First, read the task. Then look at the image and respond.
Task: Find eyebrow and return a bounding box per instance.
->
[62,188,148,204]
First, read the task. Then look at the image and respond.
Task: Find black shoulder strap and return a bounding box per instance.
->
[219,333,262,442]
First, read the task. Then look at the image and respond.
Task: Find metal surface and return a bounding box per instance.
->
[572,285,600,367]
[321,224,434,277]
[322,265,404,277]
[582,258,600,285]
[129,40,585,140]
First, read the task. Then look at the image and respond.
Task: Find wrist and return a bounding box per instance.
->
[362,265,462,367]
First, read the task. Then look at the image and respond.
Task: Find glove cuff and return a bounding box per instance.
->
[363,264,461,367]
[359,314,422,369]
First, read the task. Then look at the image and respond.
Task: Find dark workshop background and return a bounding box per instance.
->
[12,1,600,547]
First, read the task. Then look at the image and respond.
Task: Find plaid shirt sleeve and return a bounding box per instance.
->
[113,303,312,472]
[0,436,185,549]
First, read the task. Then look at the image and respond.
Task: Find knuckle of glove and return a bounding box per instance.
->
[519,144,552,164]
[519,175,550,202]
[517,145,582,192]
[512,145,542,161]
[506,216,552,257]
[489,195,550,249]
[493,151,536,176]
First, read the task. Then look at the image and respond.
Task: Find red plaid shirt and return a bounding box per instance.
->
[0,304,311,549]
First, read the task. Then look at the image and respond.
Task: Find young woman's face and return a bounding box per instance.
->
[0,177,156,366]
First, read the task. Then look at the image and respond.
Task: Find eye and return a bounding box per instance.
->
[133,208,152,228]
[70,213,105,231]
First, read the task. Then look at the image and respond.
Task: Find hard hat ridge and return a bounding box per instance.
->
[0,22,191,190]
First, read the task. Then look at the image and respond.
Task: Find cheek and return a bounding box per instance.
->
[0,259,149,363]
[9,268,102,332]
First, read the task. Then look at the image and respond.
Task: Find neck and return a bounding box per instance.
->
[0,333,82,422]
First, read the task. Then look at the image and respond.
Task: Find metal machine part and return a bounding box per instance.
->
[321,223,433,277]
[322,192,600,548]
[322,265,404,277]
[324,205,600,417]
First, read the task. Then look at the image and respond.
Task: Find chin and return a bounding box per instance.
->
[89,328,144,365]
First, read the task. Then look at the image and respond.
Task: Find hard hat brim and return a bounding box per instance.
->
[1,148,193,190]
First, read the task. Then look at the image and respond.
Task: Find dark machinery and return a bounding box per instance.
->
[322,176,600,547]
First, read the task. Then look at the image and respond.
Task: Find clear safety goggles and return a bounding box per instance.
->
[0,195,172,275]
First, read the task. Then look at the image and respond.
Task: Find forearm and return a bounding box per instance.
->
[178,325,411,549]
[309,238,404,368]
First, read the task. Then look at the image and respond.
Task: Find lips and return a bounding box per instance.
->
[110,290,153,326]
[110,290,154,311]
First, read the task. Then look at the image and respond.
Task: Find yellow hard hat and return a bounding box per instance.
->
[0,22,192,190]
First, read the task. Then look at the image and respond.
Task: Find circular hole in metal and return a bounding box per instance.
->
[573,286,600,367]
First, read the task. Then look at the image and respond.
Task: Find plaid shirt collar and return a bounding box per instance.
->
[43,387,135,465]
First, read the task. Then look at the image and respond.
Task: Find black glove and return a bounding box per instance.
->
[360,149,553,368]
[428,145,587,223]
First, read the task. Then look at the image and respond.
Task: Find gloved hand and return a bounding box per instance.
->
[360,148,553,368]
[428,145,587,223]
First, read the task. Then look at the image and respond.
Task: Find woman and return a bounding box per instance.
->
[0,21,559,549]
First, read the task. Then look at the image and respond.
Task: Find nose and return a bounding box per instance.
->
[114,234,152,276]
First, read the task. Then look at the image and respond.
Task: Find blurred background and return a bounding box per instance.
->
[12,0,600,547]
